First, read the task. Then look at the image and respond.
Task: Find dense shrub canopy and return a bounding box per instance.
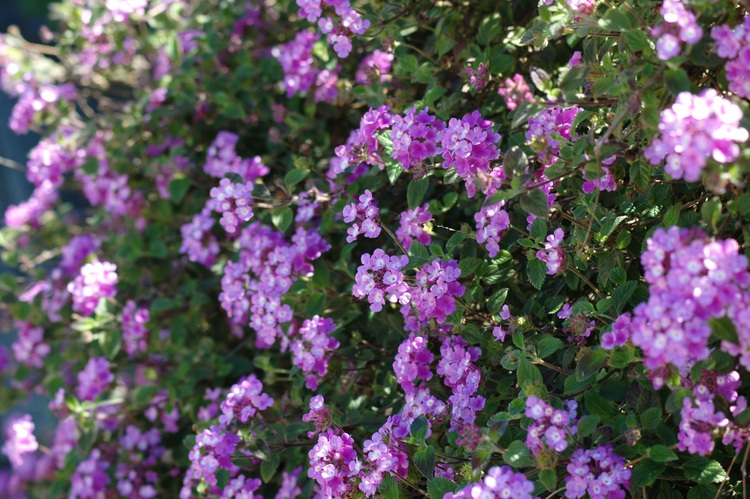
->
[2,0,750,497]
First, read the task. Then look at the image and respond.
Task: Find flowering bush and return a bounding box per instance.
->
[3,0,750,497]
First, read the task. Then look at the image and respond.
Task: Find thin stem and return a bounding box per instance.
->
[715,448,739,499]
[566,265,604,299]
[257,413,285,444]
[742,441,750,499]
[533,358,572,376]
[380,221,408,256]
[546,486,567,498]
[0,156,26,172]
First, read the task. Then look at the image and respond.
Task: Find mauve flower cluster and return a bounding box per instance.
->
[69,449,110,499]
[342,189,381,242]
[115,425,164,498]
[395,203,432,251]
[180,206,220,267]
[26,133,82,190]
[276,467,303,499]
[444,466,537,499]
[392,333,434,392]
[355,49,393,85]
[391,105,446,170]
[403,258,465,330]
[437,335,486,430]
[475,201,511,258]
[219,374,274,425]
[9,83,76,134]
[352,249,410,312]
[525,395,578,454]
[651,0,702,60]
[296,0,370,58]
[122,300,150,356]
[308,428,361,497]
[466,62,490,91]
[288,315,339,390]
[204,131,269,183]
[615,227,750,386]
[2,414,38,468]
[272,31,320,98]
[498,73,534,111]
[536,228,566,275]
[208,178,254,234]
[582,155,617,194]
[76,356,114,401]
[359,416,409,496]
[67,259,118,317]
[314,68,339,104]
[565,445,631,499]
[441,110,502,197]
[644,89,748,183]
[712,16,750,99]
[187,425,239,488]
[11,321,49,368]
[332,105,393,176]
[527,105,582,166]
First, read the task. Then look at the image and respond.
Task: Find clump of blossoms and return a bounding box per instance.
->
[208,178,254,234]
[69,449,110,499]
[331,105,393,176]
[296,0,371,58]
[219,374,274,425]
[712,16,750,99]
[307,428,361,497]
[644,89,748,184]
[565,445,631,499]
[527,105,582,166]
[272,31,319,97]
[204,131,269,182]
[342,189,381,242]
[651,0,703,60]
[288,315,340,390]
[122,300,150,356]
[536,228,566,275]
[403,258,465,330]
[614,227,750,384]
[441,110,501,197]
[180,206,220,267]
[2,414,38,468]
[392,333,434,392]
[76,356,115,401]
[437,335,486,430]
[395,204,432,250]
[355,49,393,85]
[390,105,446,171]
[475,201,510,258]
[352,249,410,312]
[187,425,240,488]
[67,259,118,317]
[525,395,578,454]
[444,466,538,499]
[11,321,49,368]
[497,73,534,110]
[466,62,490,91]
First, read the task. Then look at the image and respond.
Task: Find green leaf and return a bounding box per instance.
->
[477,15,502,46]
[539,468,557,491]
[535,335,563,359]
[576,349,607,381]
[98,330,122,360]
[380,474,402,499]
[663,204,681,227]
[625,29,649,51]
[436,36,457,57]
[487,288,509,315]
[737,192,750,220]
[629,160,651,191]
[284,168,308,188]
[446,232,466,254]
[649,445,678,462]
[512,102,545,129]
[459,257,484,277]
[502,440,532,468]
[615,231,631,249]
[577,415,600,437]
[503,146,528,178]
[598,8,634,31]
[168,178,191,204]
[387,161,404,184]
[427,477,459,499]
[530,218,548,242]
[399,54,419,73]
[640,406,662,430]
[407,177,430,209]
[664,69,691,96]
[517,357,543,388]
[683,457,727,484]
[611,281,637,314]
[410,415,429,443]
[260,453,280,483]
[609,345,636,368]
[520,189,549,217]
[414,445,436,478]
[584,391,612,419]
[709,317,738,344]
[527,259,547,290]
[271,207,294,233]
[630,459,666,488]
[701,199,722,229]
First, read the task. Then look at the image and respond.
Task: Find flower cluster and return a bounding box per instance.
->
[204,131,269,182]
[116,425,164,497]
[11,321,49,368]
[441,110,501,197]
[498,73,534,110]
[644,89,748,183]
[187,425,239,487]
[392,333,434,392]
[289,315,340,390]
[565,445,631,499]
[352,249,410,312]
[219,374,274,425]
[475,201,511,258]
[69,449,111,499]
[395,204,432,250]
[76,356,115,401]
[391,105,446,170]
[208,178,254,234]
[122,300,150,356]
[359,416,409,496]
[67,259,118,317]
[466,62,490,91]
[651,0,702,60]
[180,206,220,267]
[9,83,76,134]
[525,395,578,454]
[444,466,538,499]
[272,31,320,97]
[2,414,38,468]
[307,428,361,497]
[437,335,486,430]
[526,105,582,166]
[712,16,750,99]
[536,228,566,275]
[356,50,393,85]
[297,0,371,58]
[331,105,393,177]
[403,258,465,330]
[342,189,381,242]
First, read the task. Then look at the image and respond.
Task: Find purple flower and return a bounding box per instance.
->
[76,356,114,401]
[390,105,446,170]
[445,466,537,499]
[67,259,118,317]
[2,414,38,468]
[219,374,274,425]
[289,316,339,390]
